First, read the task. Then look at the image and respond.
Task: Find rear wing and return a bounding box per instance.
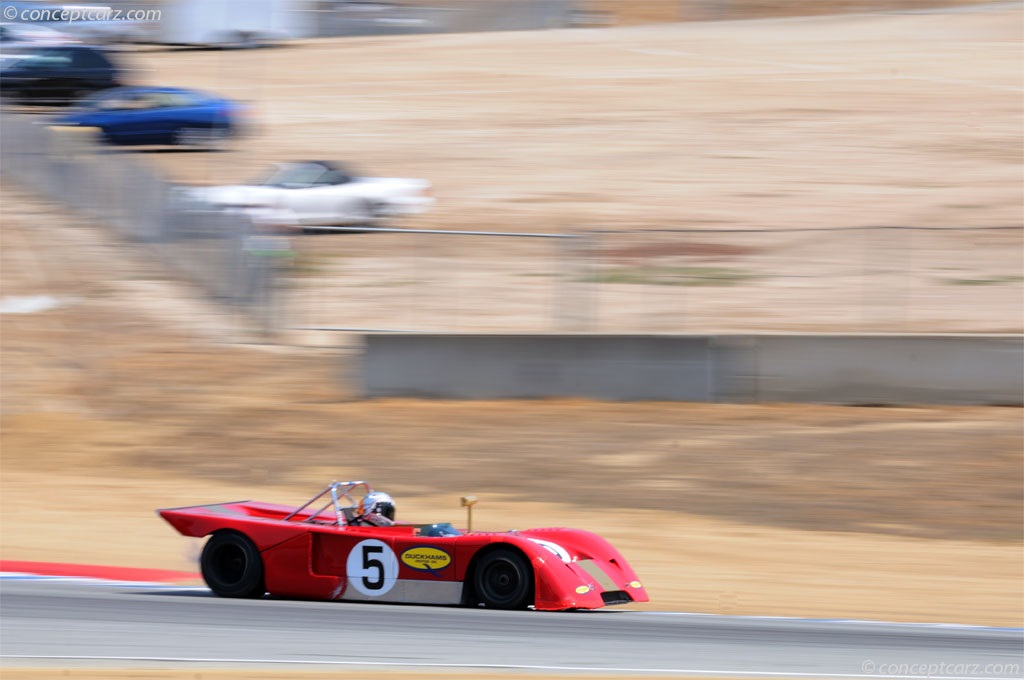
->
[157,481,375,537]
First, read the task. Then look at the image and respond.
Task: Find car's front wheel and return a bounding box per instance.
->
[200,530,265,598]
[349,199,382,228]
[472,548,533,610]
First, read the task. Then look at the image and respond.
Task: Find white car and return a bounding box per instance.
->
[185,160,433,231]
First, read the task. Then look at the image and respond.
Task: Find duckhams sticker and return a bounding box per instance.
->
[401,546,452,576]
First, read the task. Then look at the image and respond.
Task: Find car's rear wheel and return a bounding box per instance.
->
[473,548,533,610]
[177,126,228,150]
[200,530,265,598]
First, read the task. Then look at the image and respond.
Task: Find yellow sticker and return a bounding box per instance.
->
[575,585,591,594]
[629,581,643,589]
[401,546,452,574]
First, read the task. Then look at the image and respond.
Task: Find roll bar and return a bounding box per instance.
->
[282,480,371,526]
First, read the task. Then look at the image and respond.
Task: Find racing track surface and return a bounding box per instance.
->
[1,580,1021,677]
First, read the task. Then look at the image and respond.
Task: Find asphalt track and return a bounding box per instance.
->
[1,579,1021,677]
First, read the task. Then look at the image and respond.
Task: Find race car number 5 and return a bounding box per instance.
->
[346,539,398,596]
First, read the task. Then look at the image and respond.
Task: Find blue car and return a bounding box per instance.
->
[54,86,247,148]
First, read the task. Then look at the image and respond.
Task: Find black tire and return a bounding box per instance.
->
[352,199,378,228]
[176,126,228,150]
[472,548,533,610]
[200,530,265,598]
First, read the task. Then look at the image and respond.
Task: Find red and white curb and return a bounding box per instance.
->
[0,560,201,588]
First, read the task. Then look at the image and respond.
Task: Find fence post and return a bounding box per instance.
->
[243,229,293,339]
[557,231,596,332]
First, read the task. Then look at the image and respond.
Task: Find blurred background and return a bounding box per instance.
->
[2,0,1021,338]
[1,0,1021,639]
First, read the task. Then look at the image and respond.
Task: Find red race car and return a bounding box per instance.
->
[158,481,648,611]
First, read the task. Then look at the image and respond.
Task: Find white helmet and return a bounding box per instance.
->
[357,491,395,523]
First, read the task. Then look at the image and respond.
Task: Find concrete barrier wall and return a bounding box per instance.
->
[361,334,1024,405]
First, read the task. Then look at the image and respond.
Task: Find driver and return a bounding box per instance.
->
[354,491,396,526]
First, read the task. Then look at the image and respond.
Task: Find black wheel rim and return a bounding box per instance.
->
[212,543,246,585]
[481,559,523,605]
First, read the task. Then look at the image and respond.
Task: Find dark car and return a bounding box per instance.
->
[0,44,120,105]
[55,85,248,148]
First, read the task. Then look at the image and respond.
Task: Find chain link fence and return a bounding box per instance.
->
[312,0,574,37]
[283,224,1023,336]
[0,112,280,328]
[81,0,574,42]
[3,112,1020,340]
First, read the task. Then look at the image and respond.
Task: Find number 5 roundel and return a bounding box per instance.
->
[346,539,399,596]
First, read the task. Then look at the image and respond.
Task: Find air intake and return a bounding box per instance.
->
[600,590,632,606]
